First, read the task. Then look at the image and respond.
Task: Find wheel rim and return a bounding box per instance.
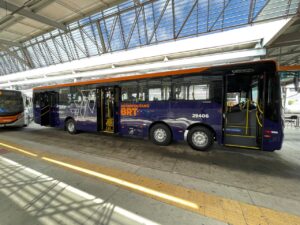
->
[154,128,167,142]
[192,131,208,147]
[68,121,75,132]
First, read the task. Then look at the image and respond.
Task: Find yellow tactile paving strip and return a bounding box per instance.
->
[0,140,299,225]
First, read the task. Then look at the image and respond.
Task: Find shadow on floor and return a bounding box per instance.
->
[1,126,300,181]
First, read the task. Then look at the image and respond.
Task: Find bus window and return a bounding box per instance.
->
[138,81,147,102]
[251,86,258,102]
[121,82,138,102]
[188,84,209,100]
[226,91,246,109]
[59,88,70,105]
[173,84,188,100]
[162,78,171,100]
[149,88,162,101]
[148,79,170,101]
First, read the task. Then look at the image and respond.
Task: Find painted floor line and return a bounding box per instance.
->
[1,140,300,225]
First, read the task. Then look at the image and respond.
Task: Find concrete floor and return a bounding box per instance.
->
[0,123,300,224]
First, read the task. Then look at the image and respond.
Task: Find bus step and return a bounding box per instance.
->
[224,134,259,149]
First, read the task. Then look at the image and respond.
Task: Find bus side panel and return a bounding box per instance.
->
[120,102,168,138]
[58,102,98,132]
[168,101,222,141]
[262,119,284,151]
[119,101,222,142]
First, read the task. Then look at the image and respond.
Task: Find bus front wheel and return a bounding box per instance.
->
[150,123,172,146]
[66,119,77,134]
[187,126,213,151]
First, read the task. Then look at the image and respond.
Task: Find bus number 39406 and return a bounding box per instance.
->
[192,114,209,119]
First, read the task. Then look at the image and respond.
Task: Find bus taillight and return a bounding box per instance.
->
[264,130,272,138]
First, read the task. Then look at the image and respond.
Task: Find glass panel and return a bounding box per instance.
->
[162,78,171,100]
[148,79,171,101]
[0,91,23,115]
[138,81,147,102]
[174,84,188,100]
[188,84,209,100]
[149,88,161,101]
[121,82,138,102]
[59,88,70,105]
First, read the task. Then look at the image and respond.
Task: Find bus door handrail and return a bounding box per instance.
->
[245,99,249,135]
[254,100,263,128]
[41,109,50,117]
[41,105,50,111]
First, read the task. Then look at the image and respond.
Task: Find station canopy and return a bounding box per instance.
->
[0,0,124,43]
[0,0,299,88]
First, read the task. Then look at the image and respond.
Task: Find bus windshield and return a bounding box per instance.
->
[0,91,23,116]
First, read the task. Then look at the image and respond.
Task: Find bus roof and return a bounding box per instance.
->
[33,60,277,91]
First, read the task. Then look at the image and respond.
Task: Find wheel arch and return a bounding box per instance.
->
[148,121,173,139]
[64,116,75,130]
[186,123,216,141]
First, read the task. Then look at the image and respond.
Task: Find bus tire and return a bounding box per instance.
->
[187,126,213,151]
[150,123,172,146]
[66,118,77,134]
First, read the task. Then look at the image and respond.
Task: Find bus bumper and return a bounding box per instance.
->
[0,117,25,127]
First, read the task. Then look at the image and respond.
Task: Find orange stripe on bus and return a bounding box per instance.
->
[278,65,300,71]
[33,67,209,90]
[0,114,19,124]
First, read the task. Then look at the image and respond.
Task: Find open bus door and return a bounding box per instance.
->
[97,86,120,133]
[223,73,264,150]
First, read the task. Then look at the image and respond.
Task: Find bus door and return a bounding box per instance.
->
[223,74,264,150]
[97,86,120,133]
[40,91,59,126]
[40,92,50,126]
[48,91,59,126]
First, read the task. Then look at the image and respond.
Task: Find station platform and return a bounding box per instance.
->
[0,124,299,225]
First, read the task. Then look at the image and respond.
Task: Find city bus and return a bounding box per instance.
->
[33,61,283,151]
[0,90,31,127]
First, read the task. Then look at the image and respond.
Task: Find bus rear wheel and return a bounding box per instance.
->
[150,123,172,146]
[187,126,213,151]
[66,119,77,134]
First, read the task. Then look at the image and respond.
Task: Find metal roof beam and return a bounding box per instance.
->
[274,31,300,44]
[0,0,67,31]
[0,44,31,68]
[271,40,300,48]
[0,38,22,47]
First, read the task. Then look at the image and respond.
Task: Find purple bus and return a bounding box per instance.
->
[33,61,283,151]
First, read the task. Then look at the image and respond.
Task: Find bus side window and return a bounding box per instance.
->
[188,84,209,100]
[138,81,147,102]
[59,88,70,105]
[121,82,138,102]
[149,88,162,101]
[148,79,171,101]
[162,78,171,100]
[173,84,188,100]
